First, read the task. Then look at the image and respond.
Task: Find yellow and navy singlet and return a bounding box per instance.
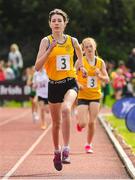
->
[77,56,103,100]
[44,34,76,81]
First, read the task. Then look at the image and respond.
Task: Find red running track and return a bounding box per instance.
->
[0,107,130,179]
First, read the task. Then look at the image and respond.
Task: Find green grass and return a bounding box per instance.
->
[105,115,135,154]
[3,100,31,108]
[104,94,135,154]
[105,95,116,108]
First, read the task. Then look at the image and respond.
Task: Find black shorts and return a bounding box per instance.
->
[48,77,79,103]
[78,99,100,106]
[38,96,48,104]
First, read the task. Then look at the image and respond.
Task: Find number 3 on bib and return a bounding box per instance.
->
[56,55,70,71]
[87,76,97,88]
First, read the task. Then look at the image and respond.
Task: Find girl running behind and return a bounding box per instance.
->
[75,37,109,153]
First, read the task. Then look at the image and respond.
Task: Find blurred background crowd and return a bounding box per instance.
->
[0,43,34,83]
[102,48,135,104]
[0,43,135,106]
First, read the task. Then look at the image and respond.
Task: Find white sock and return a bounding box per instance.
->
[85,143,92,147]
[54,146,61,153]
[63,146,70,151]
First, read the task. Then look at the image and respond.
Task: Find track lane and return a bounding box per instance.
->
[0,108,51,178]
[2,124,52,179]
[0,107,130,179]
[0,108,30,125]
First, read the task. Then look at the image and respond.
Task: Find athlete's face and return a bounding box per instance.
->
[49,14,66,33]
[83,41,96,57]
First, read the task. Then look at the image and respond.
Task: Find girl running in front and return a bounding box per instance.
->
[75,37,109,153]
[35,9,87,171]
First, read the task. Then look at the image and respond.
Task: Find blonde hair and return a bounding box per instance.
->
[10,43,19,51]
[82,37,97,49]
[82,37,98,56]
[49,9,69,24]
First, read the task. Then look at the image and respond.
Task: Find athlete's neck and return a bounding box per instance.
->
[86,55,95,62]
[52,33,66,43]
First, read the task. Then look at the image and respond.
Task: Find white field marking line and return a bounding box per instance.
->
[2,123,52,180]
[0,110,30,126]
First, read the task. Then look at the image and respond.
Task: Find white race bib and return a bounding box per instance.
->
[87,76,97,88]
[56,55,70,71]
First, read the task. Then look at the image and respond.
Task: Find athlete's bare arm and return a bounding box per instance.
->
[72,37,87,77]
[35,37,57,71]
[95,60,110,83]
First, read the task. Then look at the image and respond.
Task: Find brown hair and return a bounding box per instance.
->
[49,9,69,23]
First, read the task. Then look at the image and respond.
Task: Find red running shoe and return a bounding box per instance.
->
[84,144,93,153]
[76,123,83,132]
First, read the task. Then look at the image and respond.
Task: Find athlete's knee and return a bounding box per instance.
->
[52,121,61,130]
[88,121,95,126]
[62,104,71,116]
[79,122,86,128]
[88,121,95,128]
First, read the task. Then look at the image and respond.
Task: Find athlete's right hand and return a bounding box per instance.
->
[80,66,88,78]
[49,39,57,51]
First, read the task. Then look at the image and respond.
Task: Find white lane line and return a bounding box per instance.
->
[0,110,30,126]
[2,123,52,179]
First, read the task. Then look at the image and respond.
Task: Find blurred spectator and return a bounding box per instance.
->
[101,60,113,105]
[0,61,6,81]
[131,73,135,96]
[0,59,5,68]
[119,60,126,71]
[112,68,126,100]
[0,61,6,106]
[119,60,132,79]
[123,76,134,97]
[106,60,116,76]
[4,62,15,80]
[32,68,49,130]
[126,48,135,73]
[22,68,28,82]
[8,43,23,79]
[27,66,39,122]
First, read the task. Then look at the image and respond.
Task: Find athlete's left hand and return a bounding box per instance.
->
[95,68,102,79]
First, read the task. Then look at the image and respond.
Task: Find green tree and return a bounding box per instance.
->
[0,0,135,67]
